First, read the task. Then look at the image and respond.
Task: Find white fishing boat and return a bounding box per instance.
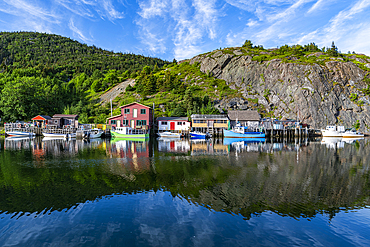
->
[84,128,104,139]
[5,131,35,137]
[342,128,364,138]
[42,132,75,139]
[321,126,345,137]
[157,131,182,138]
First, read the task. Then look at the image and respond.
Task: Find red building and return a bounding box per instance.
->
[107,102,153,129]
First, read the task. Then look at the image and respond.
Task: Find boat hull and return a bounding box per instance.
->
[157,132,181,138]
[342,133,364,138]
[111,131,149,139]
[190,132,208,139]
[42,133,73,138]
[321,130,343,137]
[223,129,265,138]
[6,131,35,137]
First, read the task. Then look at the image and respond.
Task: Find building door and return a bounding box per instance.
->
[207,120,214,127]
[170,122,175,130]
[117,120,121,127]
[131,120,135,128]
[133,109,138,118]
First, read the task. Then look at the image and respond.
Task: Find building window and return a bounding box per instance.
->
[140,109,146,114]
[137,120,147,126]
[124,109,130,114]
[161,121,167,125]
[194,120,206,123]
[183,122,186,125]
[177,122,182,125]
[216,120,227,123]
[111,120,117,125]
[123,120,129,126]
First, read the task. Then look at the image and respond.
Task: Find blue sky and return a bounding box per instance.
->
[0,0,369,61]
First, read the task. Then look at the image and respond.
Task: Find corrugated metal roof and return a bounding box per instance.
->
[191,114,228,119]
[228,110,260,121]
[52,114,79,118]
[157,117,188,121]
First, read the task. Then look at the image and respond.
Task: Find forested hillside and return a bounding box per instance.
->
[0,32,169,123]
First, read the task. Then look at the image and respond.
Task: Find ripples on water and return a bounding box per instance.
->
[0,136,370,246]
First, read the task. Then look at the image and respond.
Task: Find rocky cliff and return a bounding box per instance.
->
[189,49,370,131]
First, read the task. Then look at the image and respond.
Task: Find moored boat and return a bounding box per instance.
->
[5,131,35,137]
[189,131,210,139]
[42,132,74,138]
[223,126,265,138]
[84,128,104,139]
[321,126,345,137]
[157,131,182,138]
[111,127,149,139]
[342,128,364,138]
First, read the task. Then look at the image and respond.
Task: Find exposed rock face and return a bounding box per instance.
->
[190,51,370,131]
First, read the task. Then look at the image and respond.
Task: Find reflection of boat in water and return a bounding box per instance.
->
[321,137,344,149]
[157,138,190,153]
[224,138,265,153]
[111,127,149,139]
[4,136,35,150]
[111,137,148,143]
[321,136,364,149]
[223,138,265,146]
[223,125,265,138]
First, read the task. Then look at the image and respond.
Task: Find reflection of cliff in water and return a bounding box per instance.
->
[0,137,369,221]
[187,139,370,220]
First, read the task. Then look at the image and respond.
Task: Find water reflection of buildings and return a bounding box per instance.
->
[108,139,151,172]
[157,138,190,153]
[4,137,105,160]
[191,139,229,156]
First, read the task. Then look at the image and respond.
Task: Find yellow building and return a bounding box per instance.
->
[190,114,229,136]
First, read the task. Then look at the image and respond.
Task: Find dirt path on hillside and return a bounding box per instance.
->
[99,78,135,105]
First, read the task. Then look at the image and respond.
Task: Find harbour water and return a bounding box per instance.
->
[0,136,370,246]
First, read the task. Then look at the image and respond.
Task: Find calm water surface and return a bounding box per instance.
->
[0,136,370,246]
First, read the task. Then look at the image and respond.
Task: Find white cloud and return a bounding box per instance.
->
[137,0,220,60]
[1,0,59,22]
[68,18,92,43]
[307,0,326,14]
[297,0,370,53]
[101,0,125,21]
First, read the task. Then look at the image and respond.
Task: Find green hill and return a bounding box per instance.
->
[0,32,169,123]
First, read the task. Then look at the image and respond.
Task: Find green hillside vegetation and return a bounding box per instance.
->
[0,32,169,123]
[113,61,241,118]
[1,32,370,123]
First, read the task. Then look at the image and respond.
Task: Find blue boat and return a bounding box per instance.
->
[189,131,210,139]
[223,126,265,138]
